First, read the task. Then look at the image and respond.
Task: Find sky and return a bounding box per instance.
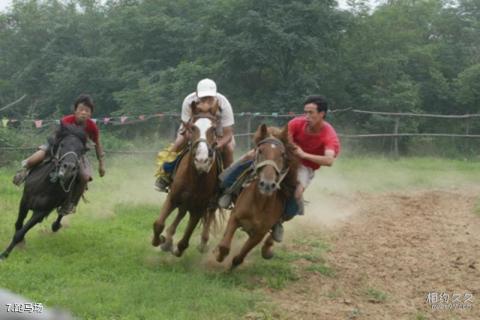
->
[0,0,379,13]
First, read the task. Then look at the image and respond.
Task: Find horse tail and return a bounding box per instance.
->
[201,207,226,235]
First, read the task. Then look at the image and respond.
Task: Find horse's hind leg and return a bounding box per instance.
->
[197,208,215,253]
[161,207,187,252]
[231,233,265,270]
[0,210,46,260]
[51,214,64,232]
[261,234,275,260]
[172,213,202,257]
[152,196,176,247]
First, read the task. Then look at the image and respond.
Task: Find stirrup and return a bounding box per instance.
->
[154,176,171,193]
[271,222,284,243]
[218,193,233,209]
[57,203,76,216]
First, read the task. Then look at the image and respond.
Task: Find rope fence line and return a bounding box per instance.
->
[2,108,480,156]
[2,107,480,126]
[1,132,480,154]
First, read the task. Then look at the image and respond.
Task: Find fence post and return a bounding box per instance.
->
[246,114,252,150]
[393,116,400,158]
[170,115,177,140]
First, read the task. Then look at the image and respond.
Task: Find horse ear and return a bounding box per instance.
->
[280,125,289,142]
[259,123,268,138]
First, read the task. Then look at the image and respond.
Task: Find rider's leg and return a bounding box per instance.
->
[218,149,256,209]
[154,128,185,192]
[272,165,313,242]
[12,145,48,186]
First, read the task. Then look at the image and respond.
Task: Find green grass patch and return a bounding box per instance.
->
[2,156,477,318]
[365,288,387,303]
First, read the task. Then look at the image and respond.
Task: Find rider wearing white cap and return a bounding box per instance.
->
[155,78,235,192]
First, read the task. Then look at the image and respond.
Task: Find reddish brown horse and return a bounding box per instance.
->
[152,100,221,256]
[215,124,298,269]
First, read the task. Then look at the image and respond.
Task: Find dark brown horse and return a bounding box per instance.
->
[151,100,221,256]
[215,124,298,269]
[1,124,88,260]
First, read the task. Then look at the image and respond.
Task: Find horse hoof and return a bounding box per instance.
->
[52,222,62,232]
[160,240,173,252]
[172,247,182,257]
[152,235,165,247]
[215,246,229,263]
[261,248,274,260]
[197,243,209,254]
[0,253,7,261]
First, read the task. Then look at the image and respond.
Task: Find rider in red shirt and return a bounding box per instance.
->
[218,95,340,243]
[13,94,106,214]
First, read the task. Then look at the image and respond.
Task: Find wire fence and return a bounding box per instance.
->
[1,108,480,160]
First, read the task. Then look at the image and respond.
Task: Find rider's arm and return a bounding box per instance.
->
[216,126,233,149]
[95,141,106,176]
[295,147,336,167]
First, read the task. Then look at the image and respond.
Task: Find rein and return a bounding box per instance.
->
[50,143,81,193]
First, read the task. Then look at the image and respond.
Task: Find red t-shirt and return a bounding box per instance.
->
[61,115,99,144]
[288,116,340,170]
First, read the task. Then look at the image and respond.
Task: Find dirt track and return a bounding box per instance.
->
[268,189,480,319]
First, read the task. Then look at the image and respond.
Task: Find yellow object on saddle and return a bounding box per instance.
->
[155,144,179,177]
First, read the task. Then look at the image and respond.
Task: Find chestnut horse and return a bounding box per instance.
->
[215,124,298,269]
[152,100,221,256]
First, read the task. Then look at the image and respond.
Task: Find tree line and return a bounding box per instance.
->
[0,0,479,156]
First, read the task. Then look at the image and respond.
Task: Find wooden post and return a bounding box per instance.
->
[247,114,252,150]
[393,116,400,159]
[170,115,177,140]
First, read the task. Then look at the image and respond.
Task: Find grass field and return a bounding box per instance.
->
[0,156,479,319]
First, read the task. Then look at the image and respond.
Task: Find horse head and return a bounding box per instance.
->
[51,124,87,189]
[185,108,218,173]
[253,124,290,196]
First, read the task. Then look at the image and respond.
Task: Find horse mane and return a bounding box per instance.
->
[253,125,299,199]
[49,124,88,149]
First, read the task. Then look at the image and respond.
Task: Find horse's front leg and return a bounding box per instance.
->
[161,207,187,252]
[51,214,64,232]
[261,234,275,260]
[1,210,47,260]
[152,196,176,247]
[215,214,239,263]
[172,212,202,257]
[231,232,265,270]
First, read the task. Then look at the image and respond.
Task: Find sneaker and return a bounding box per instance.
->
[271,222,284,243]
[12,168,28,186]
[58,202,76,215]
[154,176,171,193]
[218,193,232,209]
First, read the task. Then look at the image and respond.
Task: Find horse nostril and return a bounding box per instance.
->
[259,181,265,188]
[270,183,276,189]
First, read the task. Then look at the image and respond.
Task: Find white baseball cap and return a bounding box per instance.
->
[196,78,217,98]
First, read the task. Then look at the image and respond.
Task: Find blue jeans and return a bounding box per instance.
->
[220,159,301,219]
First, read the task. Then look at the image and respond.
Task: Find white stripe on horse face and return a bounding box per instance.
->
[194,118,213,169]
[194,118,213,140]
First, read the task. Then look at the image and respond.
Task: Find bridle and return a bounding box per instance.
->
[253,137,290,190]
[49,138,83,193]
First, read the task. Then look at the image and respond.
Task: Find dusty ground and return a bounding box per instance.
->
[267,188,480,320]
